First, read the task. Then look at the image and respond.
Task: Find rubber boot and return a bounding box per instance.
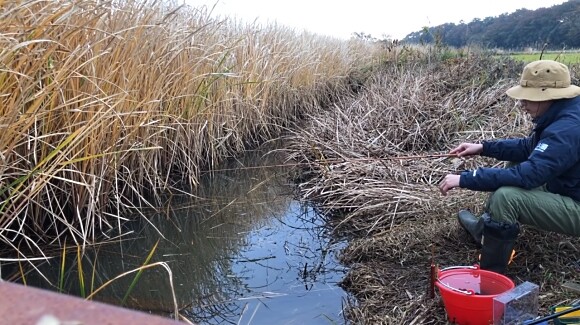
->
[480,215,519,274]
[457,210,484,247]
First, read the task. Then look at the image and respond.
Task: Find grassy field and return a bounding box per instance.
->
[507,51,580,64]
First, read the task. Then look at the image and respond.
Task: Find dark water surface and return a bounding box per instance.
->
[6,146,347,324]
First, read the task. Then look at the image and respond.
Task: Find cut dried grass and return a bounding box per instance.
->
[286,54,580,324]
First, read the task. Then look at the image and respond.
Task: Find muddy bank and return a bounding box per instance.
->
[286,54,580,324]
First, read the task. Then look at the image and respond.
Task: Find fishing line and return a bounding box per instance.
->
[200,153,459,174]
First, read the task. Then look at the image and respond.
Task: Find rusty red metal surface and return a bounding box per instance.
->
[0,281,185,325]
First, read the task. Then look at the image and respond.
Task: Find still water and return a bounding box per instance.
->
[11,146,347,324]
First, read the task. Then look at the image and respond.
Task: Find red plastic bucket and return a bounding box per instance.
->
[435,265,515,325]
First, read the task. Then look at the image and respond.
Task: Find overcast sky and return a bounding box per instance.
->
[186,0,568,40]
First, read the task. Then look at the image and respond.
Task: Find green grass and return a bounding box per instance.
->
[508,51,580,64]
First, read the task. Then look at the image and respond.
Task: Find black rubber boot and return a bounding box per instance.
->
[457,210,484,247]
[480,215,519,274]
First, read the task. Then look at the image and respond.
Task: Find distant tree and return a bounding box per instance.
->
[402,0,580,50]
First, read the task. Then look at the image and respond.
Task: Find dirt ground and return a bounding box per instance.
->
[287,54,580,324]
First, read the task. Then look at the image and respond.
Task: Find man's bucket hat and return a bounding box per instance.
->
[506,60,580,101]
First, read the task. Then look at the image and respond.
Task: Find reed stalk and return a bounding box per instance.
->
[121,239,158,306]
[85,261,179,320]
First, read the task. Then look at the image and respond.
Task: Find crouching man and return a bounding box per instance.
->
[439,60,580,274]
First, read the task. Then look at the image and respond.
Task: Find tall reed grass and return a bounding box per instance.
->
[0,0,388,259]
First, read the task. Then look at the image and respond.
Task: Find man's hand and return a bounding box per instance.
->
[439,174,461,196]
[450,143,483,157]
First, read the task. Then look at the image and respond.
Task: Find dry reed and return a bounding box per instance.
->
[0,0,387,259]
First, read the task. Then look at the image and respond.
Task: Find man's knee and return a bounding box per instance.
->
[487,186,522,222]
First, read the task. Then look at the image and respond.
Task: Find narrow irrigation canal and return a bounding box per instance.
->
[5,145,347,325]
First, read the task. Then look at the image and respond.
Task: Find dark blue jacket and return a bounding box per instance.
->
[460,96,580,202]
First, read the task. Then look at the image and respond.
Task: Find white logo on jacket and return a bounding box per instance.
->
[534,142,549,153]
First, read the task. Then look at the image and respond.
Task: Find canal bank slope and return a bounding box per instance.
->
[287,54,580,324]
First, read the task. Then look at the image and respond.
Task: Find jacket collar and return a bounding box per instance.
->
[533,96,580,130]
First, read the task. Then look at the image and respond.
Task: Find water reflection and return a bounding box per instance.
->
[6,146,347,324]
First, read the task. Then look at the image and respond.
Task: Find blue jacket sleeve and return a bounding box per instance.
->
[481,137,533,163]
[460,127,580,191]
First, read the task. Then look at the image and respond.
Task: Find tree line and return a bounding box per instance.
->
[402,0,580,50]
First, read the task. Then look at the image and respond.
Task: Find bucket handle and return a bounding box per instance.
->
[439,265,479,272]
[436,280,475,295]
